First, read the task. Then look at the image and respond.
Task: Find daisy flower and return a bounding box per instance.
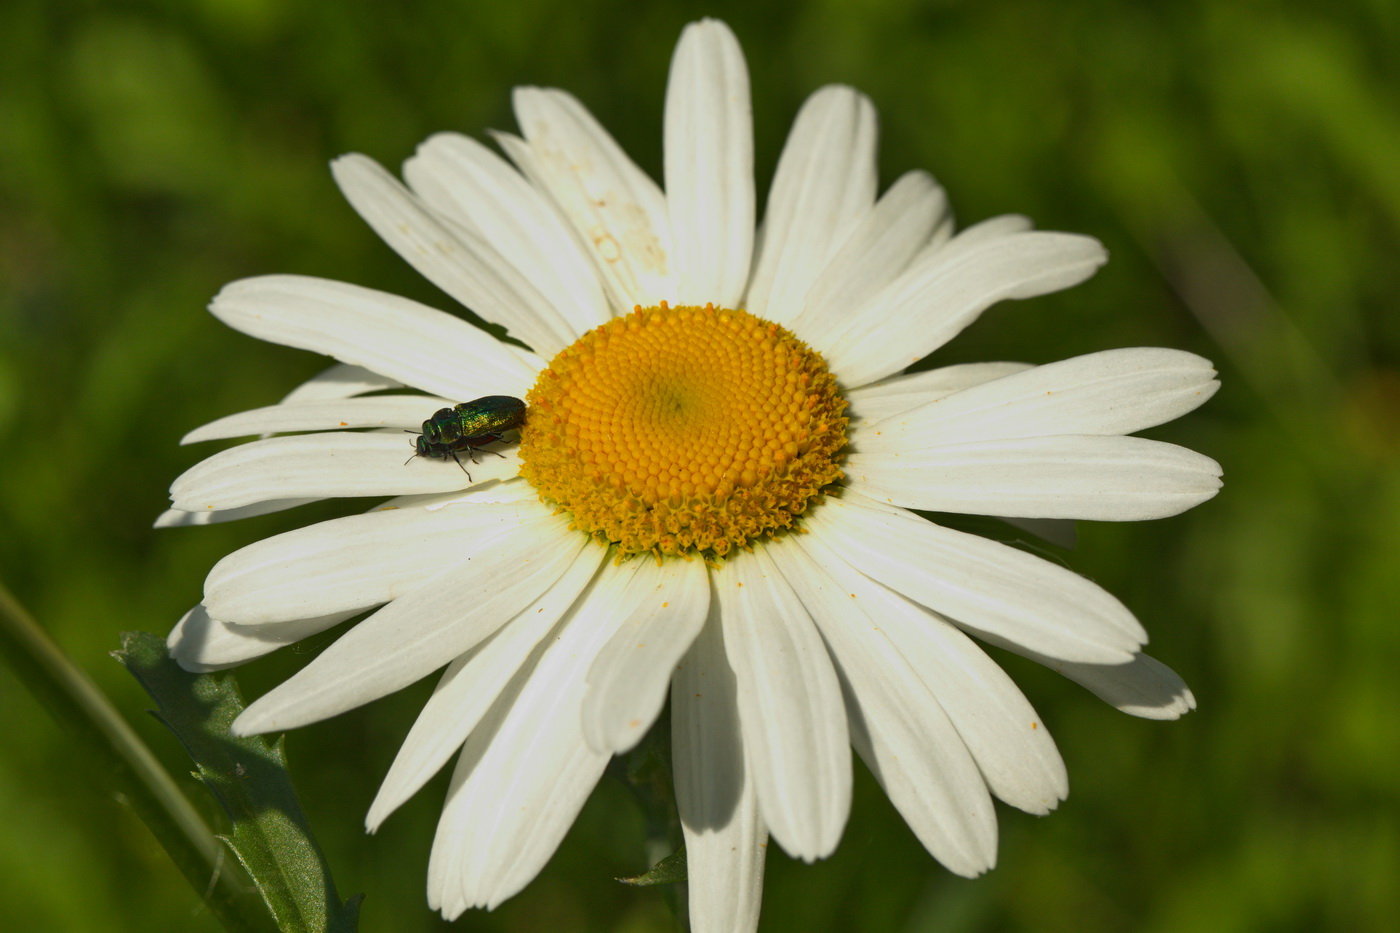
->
[164,18,1221,931]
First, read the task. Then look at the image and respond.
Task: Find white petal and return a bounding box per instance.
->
[814,491,1146,663]
[428,560,640,914]
[771,538,998,875]
[717,548,850,861]
[181,394,452,444]
[859,348,1220,451]
[233,512,583,734]
[929,213,1034,254]
[665,18,754,307]
[404,132,610,337]
[745,85,877,325]
[1029,651,1196,720]
[206,498,551,625]
[170,432,520,512]
[278,362,402,403]
[793,170,949,347]
[795,529,1068,815]
[154,498,321,527]
[903,214,1032,276]
[846,361,1033,425]
[927,211,957,253]
[372,475,537,511]
[332,154,576,356]
[512,87,676,308]
[847,434,1224,521]
[366,543,607,830]
[672,611,767,933]
[825,231,1108,387]
[167,604,357,672]
[209,274,541,401]
[581,557,710,754]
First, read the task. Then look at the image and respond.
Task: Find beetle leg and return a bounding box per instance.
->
[448,449,474,482]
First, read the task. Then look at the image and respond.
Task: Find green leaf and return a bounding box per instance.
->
[618,846,688,887]
[0,585,274,933]
[115,631,362,933]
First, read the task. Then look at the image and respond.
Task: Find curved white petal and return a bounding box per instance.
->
[428,559,641,915]
[847,434,1224,521]
[926,211,957,253]
[206,498,551,625]
[167,604,358,672]
[745,85,877,326]
[332,154,575,356]
[232,511,583,734]
[581,557,710,754]
[367,544,607,830]
[511,87,676,309]
[372,475,537,512]
[672,609,767,933]
[858,348,1220,451]
[210,274,540,401]
[846,361,1034,426]
[771,538,998,875]
[813,491,1146,663]
[904,213,1032,276]
[929,213,1034,254]
[665,18,754,308]
[795,529,1068,815]
[826,231,1109,387]
[170,432,520,512]
[404,132,610,339]
[793,170,949,346]
[717,548,850,861]
[1026,650,1196,721]
[181,395,452,444]
[154,498,322,527]
[278,362,402,403]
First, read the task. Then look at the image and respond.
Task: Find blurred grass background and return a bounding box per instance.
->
[2,0,1398,930]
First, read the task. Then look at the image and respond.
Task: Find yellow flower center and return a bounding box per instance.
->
[519,302,848,559]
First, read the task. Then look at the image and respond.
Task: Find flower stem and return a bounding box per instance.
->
[0,580,275,933]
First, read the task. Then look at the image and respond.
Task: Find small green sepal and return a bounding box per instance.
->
[618,846,688,887]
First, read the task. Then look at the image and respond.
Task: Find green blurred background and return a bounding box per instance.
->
[2,0,1398,930]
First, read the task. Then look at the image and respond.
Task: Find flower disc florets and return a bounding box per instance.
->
[519,302,848,559]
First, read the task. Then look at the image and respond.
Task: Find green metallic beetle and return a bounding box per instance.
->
[407,395,527,480]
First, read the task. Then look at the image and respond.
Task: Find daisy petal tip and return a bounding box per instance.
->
[171,654,214,674]
[438,898,469,922]
[1122,683,1197,721]
[952,847,998,879]
[577,709,613,757]
[580,710,645,757]
[363,804,389,835]
[229,705,277,739]
[329,151,373,176]
[775,817,847,865]
[152,509,183,529]
[683,16,740,48]
[1096,643,1145,666]
[1063,234,1109,278]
